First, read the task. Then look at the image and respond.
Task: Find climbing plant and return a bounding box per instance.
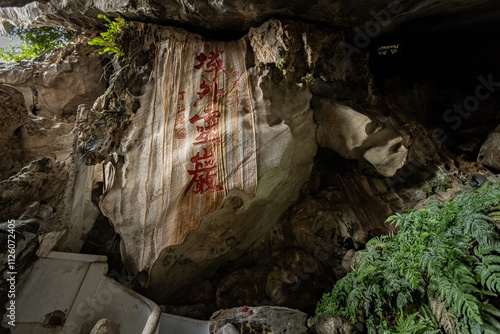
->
[316,182,500,334]
[88,14,128,60]
[0,26,74,62]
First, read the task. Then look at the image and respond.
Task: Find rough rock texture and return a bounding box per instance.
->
[210,306,309,334]
[478,125,500,171]
[0,40,113,257]
[309,314,359,334]
[0,158,67,221]
[0,84,27,180]
[98,21,317,301]
[315,99,407,177]
[1,0,499,34]
[0,205,42,334]
[0,42,106,164]
[2,0,500,327]
[0,44,106,121]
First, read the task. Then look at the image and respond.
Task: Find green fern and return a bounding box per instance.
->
[317,182,500,333]
[88,14,128,59]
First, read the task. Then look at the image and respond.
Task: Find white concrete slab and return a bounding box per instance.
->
[82,276,160,334]
[2,252,160,334]
[159,313,209,334]
[45,251,107,263]
[14,257,90,323]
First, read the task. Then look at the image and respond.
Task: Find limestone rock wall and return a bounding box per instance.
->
[0,0,496,34]
[99,24,316,297]
[0,84,27,180]
[1,0,500,324]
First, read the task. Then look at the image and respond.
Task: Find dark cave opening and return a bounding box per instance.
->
[368,21,500,162]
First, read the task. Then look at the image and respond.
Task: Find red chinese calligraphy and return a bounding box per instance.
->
[184,147,223,195]
[174,128,187,139]
[194,80,211,107]
[192,124,220,146]
[186,50,228,195]
[190,109,221,146]
[174,113,187,139]
[189,109,221,126]
[206,51,228,76]
[213,82,226,105]
[194,53,208,69]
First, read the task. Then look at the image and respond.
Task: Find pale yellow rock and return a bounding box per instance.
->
[315,99,407,177]
[99,28,316,300]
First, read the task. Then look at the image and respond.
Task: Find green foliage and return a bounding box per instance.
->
[317,182,500,333]
[275,57,285,70]
[88,14,128,59]
[0,26,74,62]
[301,74,314,84]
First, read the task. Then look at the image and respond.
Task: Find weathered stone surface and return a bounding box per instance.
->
[97,23,317,303]
[478,125,500,171]
[0,0,498,36]
[315,99,407,177]
[0,158,68,221]
[0,46,106,121]
[0,42,106,167]
[0,84,27,180]
[309,314,359,334]
[210,306,309,334]
[0,208,41,334]
[1,0,500,326]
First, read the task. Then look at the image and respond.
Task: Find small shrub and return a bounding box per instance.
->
[275,57,285,70]
[301,74,314,84]
[88,14,128,59]
[0,26,74,62]
[317,182,500,334]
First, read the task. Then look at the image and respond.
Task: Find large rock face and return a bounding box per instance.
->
[210,306,309,334]
[478,125,500,171]
[100,22,317,299]
[0,0,498,34]
[315,99,407,177]
[0,84,27,180]
[1,0,500,325]
[0,41,106,168]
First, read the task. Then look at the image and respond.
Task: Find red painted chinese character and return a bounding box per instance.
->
[189,109,221,126]
[213,82,226,105]
[193,124,220,146]
[179,91,186,100]
[206,51,228,76]
[184,148,224,195]
[194,80,211,107]
[174,128,187,139]
[194,53,207,69]
[189,109,222,145]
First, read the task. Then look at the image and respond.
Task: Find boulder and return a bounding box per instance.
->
[0,84,27,180]
[478,125,500,171]
[309,313,359,334]
[210,306,309,334]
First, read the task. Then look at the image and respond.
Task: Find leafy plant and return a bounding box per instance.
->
[275,57,285,70]
[88,14,128,59]
[301,74,314,84]
[0,26,74,62]
[317,182,500,334]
